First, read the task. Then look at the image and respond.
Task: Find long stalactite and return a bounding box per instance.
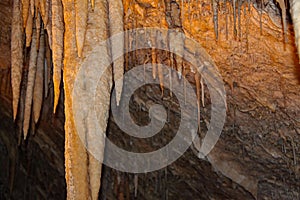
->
[62,0,116,198]
[11,0,23,121]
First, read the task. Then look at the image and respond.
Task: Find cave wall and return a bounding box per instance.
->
[0,0,300,200]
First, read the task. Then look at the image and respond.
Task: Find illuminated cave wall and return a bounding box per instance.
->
[0,0,300,199]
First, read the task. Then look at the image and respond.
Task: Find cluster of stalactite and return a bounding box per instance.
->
[11,0,124,199]
[9,0,300,199]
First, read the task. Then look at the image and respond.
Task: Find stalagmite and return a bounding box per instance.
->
[26,11,33,47]
[11,0,24,121]
[290,0,300,61]
[23,31,38,139]
[33,29,45,123]
[75,0,88,57]
[108,0,124,106]
[22,0,30,27]
[52,0,64,113]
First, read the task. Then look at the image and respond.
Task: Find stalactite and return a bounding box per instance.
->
[259,0,262,35]
[9,0,300,199]
[44,35,51,98]
[62,0,89,199]
[181,0,184,25]
[46,0,50,25]
[91,0,95,10]
[152,47,157,79]
[151,30,157,79]
[168,30,173,97]
[169,58,173,97]
[247,0,250,11]
[188,0,192,33]
[62,0,113,198]
[108,0,124,106]
[157,31,164,95]
[36,11,41,49]
[33,28,45,123]
[200,77,204,107]
[212,0,218,40]
[237,0,242,40]
[276,0,287,44]
[225,0,228,40]
[183,64,187,104]
[18,71,27,145]
[35,0,39,11]
[75,0,88,58]
[246,0,250,51]
[11,0,24,121]
[158,63,164,95]
[23,30,38,139]
[233,0,237,38]
[39,0,46,25]
[128,29,133,70]
[30,0,35,15]
[45,0,52,49]
[52,0,64,113]
[125,27,129,72]
[171,30,183,79]
[25,10,33,47]
[290,0,300,62]
[134,174,138,198]
[195,71,201,131]
[22,0,30,27]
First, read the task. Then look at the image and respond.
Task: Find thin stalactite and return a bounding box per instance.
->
[23,30,38,139]
[25,10,33,47]
[11,0,24,121]
[108,0,124,106]
[75,0,88,58]
[52,0,64,113]
[33,28,45,123]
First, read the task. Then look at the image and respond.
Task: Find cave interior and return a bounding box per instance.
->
[0,0,300,199]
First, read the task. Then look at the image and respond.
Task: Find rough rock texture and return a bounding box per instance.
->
[0,0,300,200]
